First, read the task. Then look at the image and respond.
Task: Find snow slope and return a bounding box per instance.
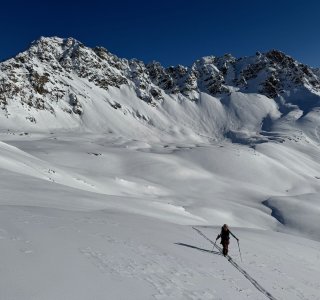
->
[1,206,320,300]
[0,132,320,299]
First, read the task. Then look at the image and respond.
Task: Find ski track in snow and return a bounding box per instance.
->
[192,227,277,300]
[0,204,320,299]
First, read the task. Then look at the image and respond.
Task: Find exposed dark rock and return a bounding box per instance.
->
[1,36,320,125]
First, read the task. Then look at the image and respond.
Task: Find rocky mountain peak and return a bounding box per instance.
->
[1,36,320,135]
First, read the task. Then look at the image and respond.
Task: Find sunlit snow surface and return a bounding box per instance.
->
[0,132,320,299]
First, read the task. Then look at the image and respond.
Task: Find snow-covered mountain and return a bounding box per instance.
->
[1,37,320,300]
[1,36,320,143]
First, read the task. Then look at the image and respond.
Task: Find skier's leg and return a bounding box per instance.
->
[222,241,228,256]
[225,242,229,255]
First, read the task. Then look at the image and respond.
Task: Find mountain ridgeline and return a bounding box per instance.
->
[1,36,320,142]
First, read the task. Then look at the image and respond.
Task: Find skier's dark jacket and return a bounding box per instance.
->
[217,227,237,243]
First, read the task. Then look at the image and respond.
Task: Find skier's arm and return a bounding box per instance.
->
[216,234,221,241]
[230,231,239,241]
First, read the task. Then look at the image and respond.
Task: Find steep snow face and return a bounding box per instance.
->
[1,37,320,143]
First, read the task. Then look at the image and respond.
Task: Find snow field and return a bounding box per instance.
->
[0,133,320,299]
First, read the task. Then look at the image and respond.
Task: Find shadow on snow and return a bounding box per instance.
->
[175,242,221,256]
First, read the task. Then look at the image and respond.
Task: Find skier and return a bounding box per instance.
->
[216,224,239,256]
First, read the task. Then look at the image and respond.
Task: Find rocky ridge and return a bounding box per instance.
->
[0,36,320,136]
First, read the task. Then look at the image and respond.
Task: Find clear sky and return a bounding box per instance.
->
[1,0,319,67]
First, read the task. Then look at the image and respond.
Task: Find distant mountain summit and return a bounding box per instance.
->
[1,36,320,142]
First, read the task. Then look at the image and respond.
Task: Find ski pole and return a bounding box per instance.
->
[213,240,217,252]
[237,240,243,262]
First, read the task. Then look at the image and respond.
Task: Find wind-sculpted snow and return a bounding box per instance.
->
[263,194,320,240]
[1,132,320,237]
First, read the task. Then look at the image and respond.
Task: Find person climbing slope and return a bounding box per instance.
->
[216,224,239,256]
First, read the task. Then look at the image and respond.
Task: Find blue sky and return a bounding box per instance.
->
[1,0,319,67]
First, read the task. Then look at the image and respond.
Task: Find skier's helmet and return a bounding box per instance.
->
[223,224,228,230]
